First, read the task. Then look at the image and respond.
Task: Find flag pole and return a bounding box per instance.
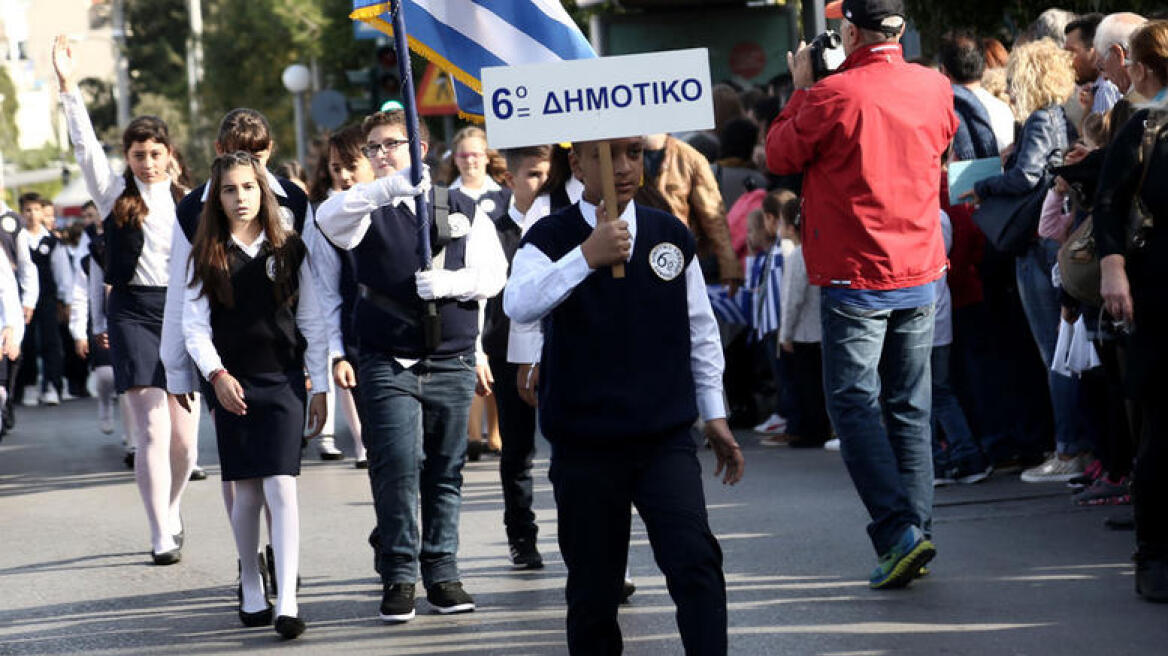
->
[391,1,441,347]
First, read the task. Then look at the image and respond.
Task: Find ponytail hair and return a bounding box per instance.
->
[112,115,184,229]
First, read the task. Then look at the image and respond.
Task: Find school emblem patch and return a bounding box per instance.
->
[38,243,49,255]
[649,242,684,281]
[1,216,17,233]
[448,212,471,239]
[478,197,496,215]
[265,255,277,281]
[278,206,295,232]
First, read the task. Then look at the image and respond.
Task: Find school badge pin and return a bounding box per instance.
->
[1,216,16,233]
[38,243,50,255]
[478,197,496,215]
[266,255,277,281]
[649,243,684,281]
[448,212,471,239]
[278,207,295,232]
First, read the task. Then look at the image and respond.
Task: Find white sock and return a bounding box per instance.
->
[0,386,8,410]
[125,388,176,553]
[339,388,365,461]
[95,366,115,423]
[264,475,300,618]
[231,479,267,613]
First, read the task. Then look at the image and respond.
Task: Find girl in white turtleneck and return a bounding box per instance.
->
[54,35,200,565]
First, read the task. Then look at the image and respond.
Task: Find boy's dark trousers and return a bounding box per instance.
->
[17,301,63,395]
[549,427,727,655]
[491,358,538,543]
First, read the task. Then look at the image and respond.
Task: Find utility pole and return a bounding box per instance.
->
[112,0,131,128]
[802,0,827,41]
[186,0,205,145]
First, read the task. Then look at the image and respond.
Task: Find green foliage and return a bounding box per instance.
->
[0,65,18,157]
[126,0,189,105]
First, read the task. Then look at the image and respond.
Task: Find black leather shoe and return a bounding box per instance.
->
[1136,557,1168,602]
[189,466,207,481]
[173,529,184,549]
[151,547,181,566]
[237,552,270,601]
[239,603,273,627]
[275,615,306,639]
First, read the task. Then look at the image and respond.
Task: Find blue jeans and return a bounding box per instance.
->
[357,352,477,587]
[821,295,935,556]
[1015,239,1093,456]
[931,344,985,472]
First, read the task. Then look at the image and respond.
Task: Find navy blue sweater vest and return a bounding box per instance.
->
[208,237,306,376]
[521,203,699,444]
[351,188,480,359]
[29,234,59,305]
[176,177,309,244]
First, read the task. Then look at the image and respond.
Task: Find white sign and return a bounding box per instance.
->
[482,48,714,150]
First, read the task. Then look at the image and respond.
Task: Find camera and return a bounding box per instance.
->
[809,30,845,81]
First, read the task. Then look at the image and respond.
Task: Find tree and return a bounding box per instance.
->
[0,65,18,157]
[125,0,189,106]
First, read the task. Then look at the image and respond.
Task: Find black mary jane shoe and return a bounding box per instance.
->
[151,547,182,566]
[239,603,274,628]
[275,615,306,639]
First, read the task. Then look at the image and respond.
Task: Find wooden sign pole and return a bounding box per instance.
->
[596,141,626,279]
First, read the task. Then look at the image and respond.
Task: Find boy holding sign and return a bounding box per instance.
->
[503,136,743,655]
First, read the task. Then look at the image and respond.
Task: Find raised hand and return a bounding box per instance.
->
[51,34,76,93]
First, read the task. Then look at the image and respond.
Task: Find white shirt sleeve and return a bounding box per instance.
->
[442,207,508,302]
[50,246,72,303]
[296,252,331,394]
[181,259,224,379]
[15,231,38,310]
[315,176,412,250]
[302,216,346,360]
[506,318,543,364]
[89,261,107,335]
[685,256,727,422]
[502,243,592,324]
[61,91,125,216]
[0,250,23,343]
[161,226,198,393]
[69,264,88,341]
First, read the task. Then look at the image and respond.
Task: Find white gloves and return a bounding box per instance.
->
[380,166,431,200]
[415,269,472,300]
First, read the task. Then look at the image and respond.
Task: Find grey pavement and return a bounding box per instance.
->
[1,397,1165,655]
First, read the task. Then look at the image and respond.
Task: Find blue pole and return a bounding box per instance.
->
[391,1,431,270]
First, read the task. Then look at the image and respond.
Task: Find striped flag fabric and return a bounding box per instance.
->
[707,284,751,327]
[350,1,597,121]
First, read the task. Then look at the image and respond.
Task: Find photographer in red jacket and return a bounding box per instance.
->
[766,0,958,590]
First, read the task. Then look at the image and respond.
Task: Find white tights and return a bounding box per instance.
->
[232,475,300,617]
[95,366,116,424]
[123,387,200,553]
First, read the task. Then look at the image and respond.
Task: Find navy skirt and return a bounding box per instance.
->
[107,286,167,393]
[211,368,307,481]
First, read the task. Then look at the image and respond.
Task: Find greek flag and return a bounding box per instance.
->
[351,1,596,120]
[707,284,751,327]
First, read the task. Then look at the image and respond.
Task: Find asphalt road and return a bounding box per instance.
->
[1,397,1164,655]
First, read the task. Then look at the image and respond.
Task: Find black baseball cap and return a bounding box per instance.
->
[826,0,905,33]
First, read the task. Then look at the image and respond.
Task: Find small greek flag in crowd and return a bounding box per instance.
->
[707,284,751,327]
[351,1,596,120]
[751,244,783,340]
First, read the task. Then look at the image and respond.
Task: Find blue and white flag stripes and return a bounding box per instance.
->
[351,1,597,121]
[707,283,751,328]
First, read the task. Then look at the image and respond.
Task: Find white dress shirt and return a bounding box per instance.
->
[303,191,346,361]
[502,199,727,422]
[68,259,107,342]
[160,172,296,394]
[23,228,73,303]
[0,249,25,345]
[12,230,39,311]
[315,177,508,369]
[181,230,330,394]
[62,91,176,288]
[449,175,503,200]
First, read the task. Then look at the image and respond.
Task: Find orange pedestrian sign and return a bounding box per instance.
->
[416,64,459,116]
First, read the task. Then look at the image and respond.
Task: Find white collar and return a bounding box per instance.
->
[506,195,525,228]
[200,170,288,203]
[230,228,267,254]
[577,198,637,239]
[450,175,502,198]
[566,176,584,203]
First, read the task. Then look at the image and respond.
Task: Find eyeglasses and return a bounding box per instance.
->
[455,151,487,160]
[362,138,409,157]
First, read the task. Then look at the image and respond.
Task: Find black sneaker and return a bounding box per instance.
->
[379,582,416,622]
[509,538,544,570]
[427,581,475,614]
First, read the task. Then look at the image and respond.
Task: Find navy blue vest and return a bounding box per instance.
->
[481,207,522,361]
[350,187,480,359]
[521,203,699,444]
[28,233,59,306]
[208,237,306,376]
[85,224,106,273]
[176,176,309,244]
